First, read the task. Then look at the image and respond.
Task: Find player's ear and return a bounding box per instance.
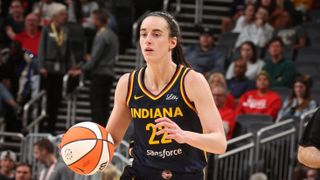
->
[169,37,177,50]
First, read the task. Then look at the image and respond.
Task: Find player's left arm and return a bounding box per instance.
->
[155,70,227,154]
[298,145,320,168]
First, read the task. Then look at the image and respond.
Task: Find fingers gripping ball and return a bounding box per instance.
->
[59,122,114,175]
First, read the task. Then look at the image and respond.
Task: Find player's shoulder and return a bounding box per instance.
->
[184,69,207,87]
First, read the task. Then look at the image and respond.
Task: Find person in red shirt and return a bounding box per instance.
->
[211,84,236,139]
[236,71,282,119]
[15,13,41,56]
[208,72,236,109]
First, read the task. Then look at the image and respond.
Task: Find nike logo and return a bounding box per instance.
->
[134,95,145,100]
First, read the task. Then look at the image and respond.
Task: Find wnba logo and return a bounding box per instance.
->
[99,162,108,171]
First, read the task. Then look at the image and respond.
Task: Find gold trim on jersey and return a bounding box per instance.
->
[138,65,183,100]
[180,68,207,161]
[126,71,136,106]
[180,68,196,112]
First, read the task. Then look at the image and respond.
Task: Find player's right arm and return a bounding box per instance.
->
[106,73,132,147]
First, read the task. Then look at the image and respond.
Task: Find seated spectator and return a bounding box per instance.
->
[263,37,296,87]
[236,71,282,119]
[273,10,306,51]
[32,0,63,26]
[226,41,265,80]
[227,58,255,98]
[34,139,73,180]
[232,3,256,33]
[15,13,41,56]
[3,0,25,45]
[184,27,224,75]
[0,150,17,179]
[15,163,32,180]
[235,6,274,48]
[211,84,236,139]
[277,75,317,120]
[0,42,38,106]
[208,72,235,109]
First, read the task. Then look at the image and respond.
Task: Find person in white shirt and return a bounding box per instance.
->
[226,41,265,80]
[232,3,256,33]
[235,6,273,48]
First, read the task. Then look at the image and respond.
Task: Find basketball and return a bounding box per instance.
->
[59,122,114,175]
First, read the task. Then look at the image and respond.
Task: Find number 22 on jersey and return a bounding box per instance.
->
[146,123,172,145]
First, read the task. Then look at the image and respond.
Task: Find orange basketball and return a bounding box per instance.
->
[59,122,114,175]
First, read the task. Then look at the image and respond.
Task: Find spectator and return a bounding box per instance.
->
[232,3,256,33]
[3,0,25,45]
[236,71,282,119]
[34,139,73,180]
[227,41,265,80]
[235,6,274,48]
[38,4,70,133]
[70,9,119,126]
[273,11,306,51]
[263,37,296,87]
[208,72,235,109]
[227,58,255,98]
[277,75,317,120]
[15,13,41,56]
[32,0,63,26]
[211,84,236,139]
[15,163,32,180]
[184,27,224,75]
[0,150,17,179]
[100,164,121,180]
[0,42,39,107]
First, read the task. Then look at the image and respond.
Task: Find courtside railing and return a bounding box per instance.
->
[210,133,254,180]
[208,118,297,180]
[62,73,84,128]
[22,90,47,133]
[255,119,296,180]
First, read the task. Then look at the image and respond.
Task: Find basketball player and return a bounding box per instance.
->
[106,11,227,179]
[298,108,320,168]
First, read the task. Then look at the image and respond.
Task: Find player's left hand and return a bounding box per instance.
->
[154,117,186,144]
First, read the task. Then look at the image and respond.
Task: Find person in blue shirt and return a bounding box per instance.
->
[184,26,224,75]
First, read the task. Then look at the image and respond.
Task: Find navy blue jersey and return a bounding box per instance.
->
[126,65,207,173]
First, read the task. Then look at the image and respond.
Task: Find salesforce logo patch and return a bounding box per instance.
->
[146,148,182,159]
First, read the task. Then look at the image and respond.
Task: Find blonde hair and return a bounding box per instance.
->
[207,72,227,88]
[100,164,121,180]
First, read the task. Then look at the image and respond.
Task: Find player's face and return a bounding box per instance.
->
[139,16,176,64]
[15,166,32,180]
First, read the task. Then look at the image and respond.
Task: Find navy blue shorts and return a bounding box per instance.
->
[120,164,204,180]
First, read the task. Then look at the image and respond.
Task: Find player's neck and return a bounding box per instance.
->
[145,62,177,92]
